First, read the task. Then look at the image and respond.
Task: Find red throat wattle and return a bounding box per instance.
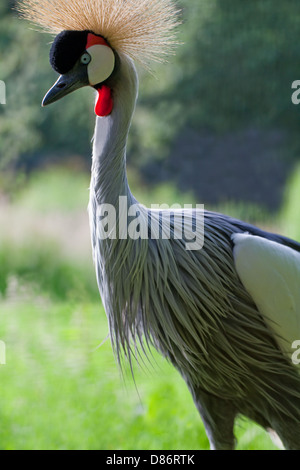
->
[95,85,113,117]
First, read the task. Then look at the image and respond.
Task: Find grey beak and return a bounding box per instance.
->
[42,67,89,107]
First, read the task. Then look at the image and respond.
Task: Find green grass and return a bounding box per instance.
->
[0,166,284,450]
[13,167,90,213]
[0,294,278,450]
[0,239,98,300]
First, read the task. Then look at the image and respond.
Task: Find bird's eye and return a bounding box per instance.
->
[81,52,91,65]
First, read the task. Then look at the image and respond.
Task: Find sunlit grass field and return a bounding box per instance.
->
[0,296,278,450]
[1,165,295,450]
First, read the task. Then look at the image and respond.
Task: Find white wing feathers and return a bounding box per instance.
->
[232,233,300,364]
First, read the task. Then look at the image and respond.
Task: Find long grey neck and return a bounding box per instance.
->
[91,56,139,208]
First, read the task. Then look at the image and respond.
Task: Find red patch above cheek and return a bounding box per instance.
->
[95,85,114,117]
[86,33,110,49]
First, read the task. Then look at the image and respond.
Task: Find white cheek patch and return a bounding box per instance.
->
[87,44,115,86]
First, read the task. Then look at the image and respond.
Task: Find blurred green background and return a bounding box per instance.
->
[1,0,300,450]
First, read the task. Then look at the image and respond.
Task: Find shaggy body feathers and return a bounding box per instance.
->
[88,56,300,449]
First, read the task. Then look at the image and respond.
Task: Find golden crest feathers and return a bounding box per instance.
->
[17,0,181,66]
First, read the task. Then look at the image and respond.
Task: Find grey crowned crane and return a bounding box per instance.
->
[18,0,300,450]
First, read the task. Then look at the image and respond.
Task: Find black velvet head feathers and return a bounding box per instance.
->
[50,30,88,74]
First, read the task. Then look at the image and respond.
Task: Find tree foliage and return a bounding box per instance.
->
[1,0,300,174]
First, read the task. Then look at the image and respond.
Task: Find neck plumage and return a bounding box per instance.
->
[90,56,139,208]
